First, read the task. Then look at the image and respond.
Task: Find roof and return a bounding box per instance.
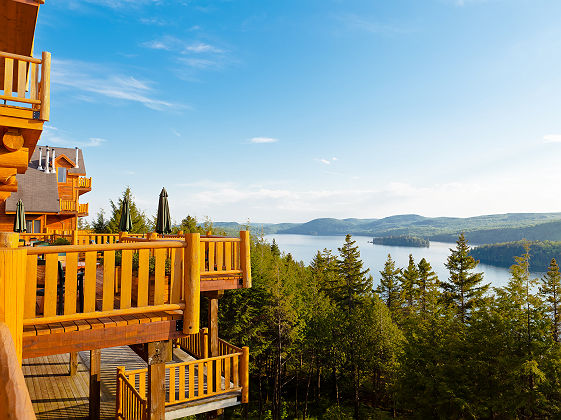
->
[5,167,59,213]
[29,146,86,175]
[5,146,87,213]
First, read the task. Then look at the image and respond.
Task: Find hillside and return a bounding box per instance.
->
[216,213,561,243]
[471,240,561,271]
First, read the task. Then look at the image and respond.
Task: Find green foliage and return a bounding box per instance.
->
[376,254,401,317]
[472,239,561,269]
[52,237,70,245]
[541,258,561,342]
[371,235,429,247]
[92,187,151,233]
[441,233,489,324]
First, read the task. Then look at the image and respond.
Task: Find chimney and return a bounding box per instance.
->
[75,147,79,169]
[44,148,50,173]
[37,147,43,171]
[51,149,56,173]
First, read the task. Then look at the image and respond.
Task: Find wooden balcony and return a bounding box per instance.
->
[0,50,50,121]
[1,231,251,418]
[77,176,92,191]
[59,199,89,215]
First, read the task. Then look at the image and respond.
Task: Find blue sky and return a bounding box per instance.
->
[34,0,561,223]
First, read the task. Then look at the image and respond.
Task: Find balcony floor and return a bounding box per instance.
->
[22,345,208,419]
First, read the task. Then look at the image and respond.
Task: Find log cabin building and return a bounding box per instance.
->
[0,146,90,232]
[0,2,252,420]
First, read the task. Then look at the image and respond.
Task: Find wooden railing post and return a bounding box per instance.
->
[72,230,78,245]
[239,231,251,288]
[39,51,50,121]
[183,233,200,335]
[0,232,26,363]
[201,327,209,359]
[119,231,128,243]
[240,346,249,403]
[116,366,125,418]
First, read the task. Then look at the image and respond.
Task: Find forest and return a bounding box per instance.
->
[370,235,429,248]
[471,240,561,269]
[90,189,561,419]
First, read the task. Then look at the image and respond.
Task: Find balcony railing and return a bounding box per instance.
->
[78,177,91,188]
[59,200,88,214]
[78,203,88,215]
[0,50,50,120]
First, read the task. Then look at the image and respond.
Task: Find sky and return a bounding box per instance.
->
[33,0,561,224]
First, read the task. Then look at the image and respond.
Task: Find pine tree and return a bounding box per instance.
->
[417,257,439,316]
[335,234,371,309]
[399,254,419,312]
[540,258,561,342]
[92,209,107,233]
[377,254,401,316]
[105,187,151,233]
[441,233,489,324]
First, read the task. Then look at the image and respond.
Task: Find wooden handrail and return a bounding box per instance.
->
[0,323,36,420]
[23,303,185,326]
[0,51,42,64]
[26,240,184,255]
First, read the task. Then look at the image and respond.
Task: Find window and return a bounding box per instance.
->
[57,167,67,183]
[34,220,41,233]
[26,221,32,233]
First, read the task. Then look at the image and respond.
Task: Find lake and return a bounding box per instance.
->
[264,234,520,289]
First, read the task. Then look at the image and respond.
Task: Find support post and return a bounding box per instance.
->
[72,230,78,245]
[0,232,26,363]
[89,349,100,420]
[40,51,51,121]
[240,346,250,404]
[69,352,78,376]
[116,366,125,419]
[118,231,128,242]
[201,327,209,359]
[183,233,200,335]
[240,230,251,288]
[147,341,171,420]
[208,297,219,358]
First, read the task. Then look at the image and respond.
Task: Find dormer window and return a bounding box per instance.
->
[57,167,67,183]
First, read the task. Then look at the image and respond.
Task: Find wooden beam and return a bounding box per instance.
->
[89,349,100,420]
[22,318,184,359]
[0,147,28,174]
[183,233,200,335]
[129,340,172,365]
[2,129,24,151]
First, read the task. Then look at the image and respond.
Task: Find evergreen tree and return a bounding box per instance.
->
[540,258,561,342]
[441,233,489,324]
[177,215,199,233]
[105,187,150,233]
[377,254,401,316]
[417,257,439,316]
[399,254,419,313]
[335,234,371,309]
[92,209,107,233]
[271,239,281,257]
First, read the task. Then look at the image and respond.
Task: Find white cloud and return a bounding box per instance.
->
[40,126,107,148]
[250,137,278,144]
[184,43,223,54]
[317,157,338,165]
[142,40,171,50]
[52,59,174,110]
[544,134,561,143]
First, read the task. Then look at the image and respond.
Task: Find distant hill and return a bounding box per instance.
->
[215,212,561,244]
[471,240,561,271]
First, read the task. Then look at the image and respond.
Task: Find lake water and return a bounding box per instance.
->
[264,234,517,289]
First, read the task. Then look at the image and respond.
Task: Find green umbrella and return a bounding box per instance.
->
[155,187,171,234]
[119,197,133,232]
[14,199,26,232]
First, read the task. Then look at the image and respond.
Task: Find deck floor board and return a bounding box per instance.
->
[23,345,201,419]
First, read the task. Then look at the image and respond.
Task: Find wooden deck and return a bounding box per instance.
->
[22,345,211,419]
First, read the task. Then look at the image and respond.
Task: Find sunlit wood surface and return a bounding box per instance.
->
[22,346,196,419]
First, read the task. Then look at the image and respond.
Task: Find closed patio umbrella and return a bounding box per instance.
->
[119,196,133,232]
[14,199,26,232]
[155,187,171,234]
